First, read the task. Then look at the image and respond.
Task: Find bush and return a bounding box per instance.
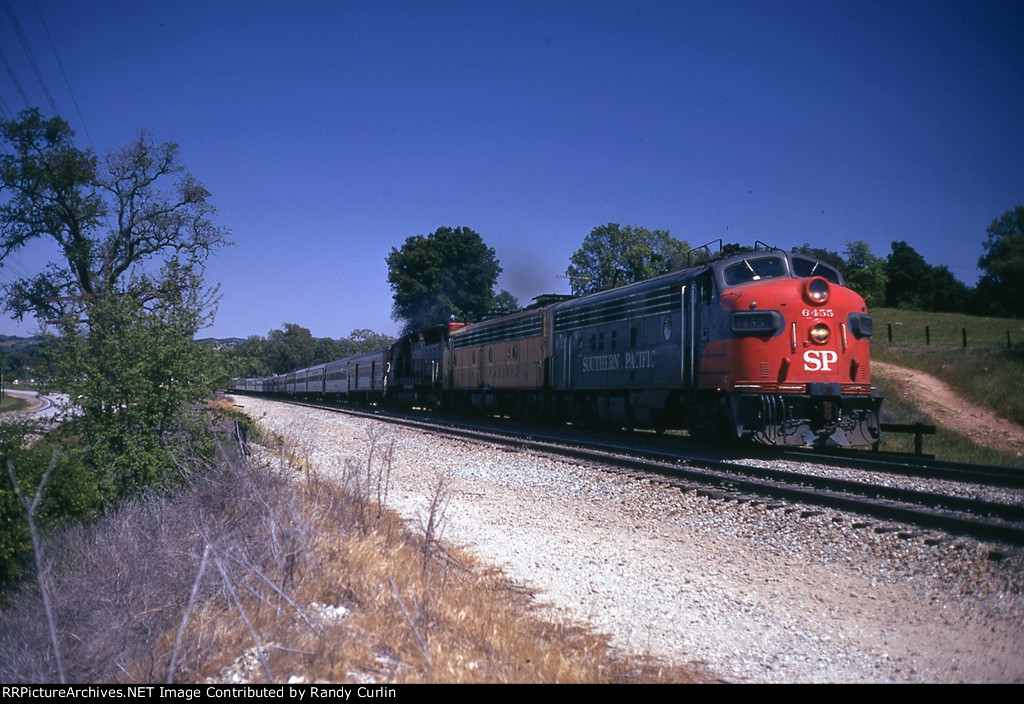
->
[0,428,103,585]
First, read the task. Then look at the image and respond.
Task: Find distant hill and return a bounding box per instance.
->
[196,337,248,350]
[3,334,248,348]
[0,334,45,347]
[0,335,46,381]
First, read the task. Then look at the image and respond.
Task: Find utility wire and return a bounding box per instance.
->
[0,85,12,119]
[2,0,59,116]
[0,41,31,110]
[33,0,95,149]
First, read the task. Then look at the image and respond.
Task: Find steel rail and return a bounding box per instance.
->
[238,394,1024,547]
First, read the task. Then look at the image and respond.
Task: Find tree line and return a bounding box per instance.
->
[233,324,396,377]
[794,216,1023,318]
[385,212,1024,334]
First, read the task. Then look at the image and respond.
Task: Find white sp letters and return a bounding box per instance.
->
[803,350,838,372]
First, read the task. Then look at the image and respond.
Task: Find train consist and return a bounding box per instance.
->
[233,243,882,447]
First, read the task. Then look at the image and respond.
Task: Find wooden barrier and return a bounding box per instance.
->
[880,422,936,456]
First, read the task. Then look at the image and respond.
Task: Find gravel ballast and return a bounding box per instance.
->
[239,397,1024,683]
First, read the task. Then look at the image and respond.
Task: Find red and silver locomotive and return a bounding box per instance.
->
[678,244,880,445]
[441,242,880,446]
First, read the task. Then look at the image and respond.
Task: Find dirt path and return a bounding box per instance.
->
[872,360,1024,457]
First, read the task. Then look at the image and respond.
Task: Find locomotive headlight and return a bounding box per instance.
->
[805,278,830,304]
[810,323,831,344]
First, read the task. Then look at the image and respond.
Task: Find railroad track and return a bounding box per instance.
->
[781,445,1024,489]
[236,394,1024,548]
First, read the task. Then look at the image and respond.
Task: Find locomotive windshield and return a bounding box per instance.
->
[791,256,841,283]
[723,254,843,286]
[723,256,785,285]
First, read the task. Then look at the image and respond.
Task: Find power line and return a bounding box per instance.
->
[33,0,94,149]
[0,42,31,110]
[1,0,59,116]
[0,81,12,119]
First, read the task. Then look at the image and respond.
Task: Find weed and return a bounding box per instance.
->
[0,418,705,683]
[6,452,64,682]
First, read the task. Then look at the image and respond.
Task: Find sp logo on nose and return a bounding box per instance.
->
[803,350,838,372]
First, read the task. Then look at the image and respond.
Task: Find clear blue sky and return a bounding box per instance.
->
[1,0,1022,339]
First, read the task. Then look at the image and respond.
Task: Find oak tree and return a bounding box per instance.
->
[386,226,501,332]
[1,110,226,324]
[566,223,689,295]
[977,206,1024,318]
[0,109,228,498]
[842,240,888,304]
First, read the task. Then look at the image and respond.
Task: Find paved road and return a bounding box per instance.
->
[1,390,66,424]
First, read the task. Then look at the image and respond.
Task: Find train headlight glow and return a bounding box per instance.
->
[810,323,830,344]
[805,278,830,304]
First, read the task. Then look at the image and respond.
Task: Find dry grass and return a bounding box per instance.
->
[0,393,31,413]
[0,408,706,684]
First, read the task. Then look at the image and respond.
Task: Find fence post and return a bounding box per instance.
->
[925,326,930,345]
[962,328,968,348]
[1008,330,1012,350]
[887,323,893,343]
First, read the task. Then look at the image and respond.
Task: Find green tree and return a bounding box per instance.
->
[52,266,219,499]
[883,240,971,313]
[261,322,318,374]
[566,224,689,295]
[977,206,1024,318]
[234,334,271,378]
[842,240,887,304]
[884,240,933,309]
[490,290,520,316]
[0,109,227,498]
[1,109,226,323]
[917,264,970,313]
[386,226,502,332]
[235,326,396,376]
[343,328,396,354]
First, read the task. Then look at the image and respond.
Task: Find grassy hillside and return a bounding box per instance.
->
[868,307,1024,464]
[870,307,1024,424]
[0,394,30,413]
